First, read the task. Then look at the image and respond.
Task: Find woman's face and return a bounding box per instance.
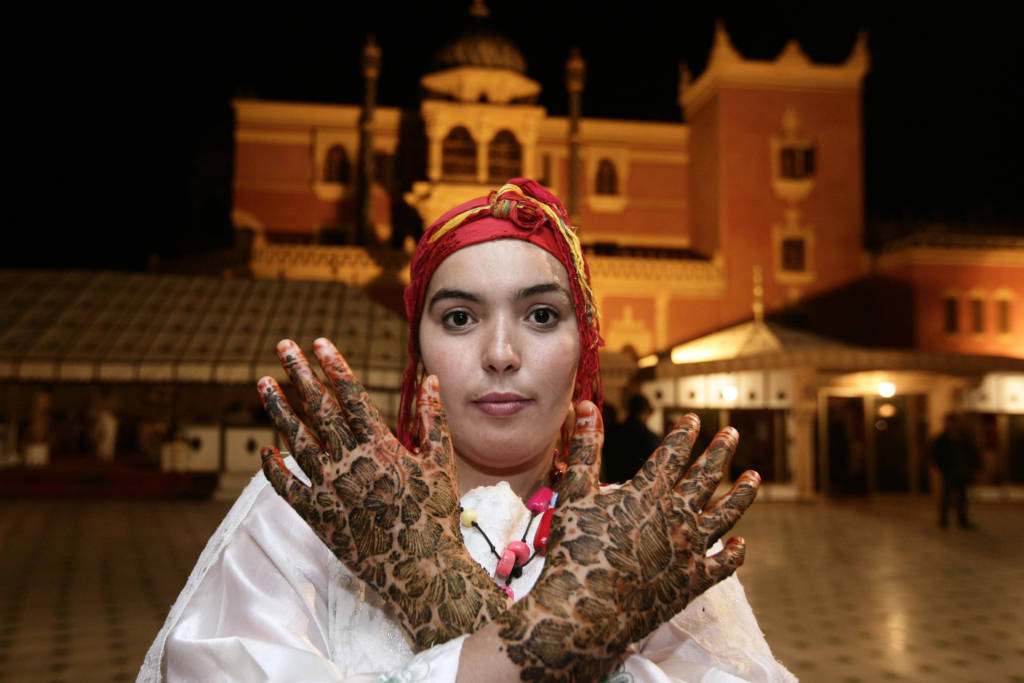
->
[419,239,581,474]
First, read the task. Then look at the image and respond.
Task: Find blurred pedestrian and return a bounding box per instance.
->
[603,394,660,484]
[931,413,979,529]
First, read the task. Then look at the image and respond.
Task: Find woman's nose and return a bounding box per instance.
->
[482,318,521,374]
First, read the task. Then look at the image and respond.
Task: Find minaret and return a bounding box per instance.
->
[357,34,381,244]
[565,47,585,228]
[469,0,488,17]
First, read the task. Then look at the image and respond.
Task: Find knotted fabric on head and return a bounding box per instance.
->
[397,178,603,448]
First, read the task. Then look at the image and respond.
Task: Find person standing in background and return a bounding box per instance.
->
[931,413,979,529]
[603,393,660,484]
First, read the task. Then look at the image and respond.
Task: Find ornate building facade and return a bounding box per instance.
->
[3,16,1018,501]
[228,18,1023,499]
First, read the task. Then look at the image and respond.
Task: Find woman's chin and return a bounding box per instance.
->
[455,434,555,475]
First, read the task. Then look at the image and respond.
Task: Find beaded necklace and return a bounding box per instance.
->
[459,459,566,600]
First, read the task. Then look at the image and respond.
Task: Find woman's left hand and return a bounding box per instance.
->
[493,400,760,681]
[257,338,507,650]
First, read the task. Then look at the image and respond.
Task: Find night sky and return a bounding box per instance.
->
[12,2,1022,269]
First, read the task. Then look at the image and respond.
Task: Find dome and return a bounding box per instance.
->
[432,26,527,74]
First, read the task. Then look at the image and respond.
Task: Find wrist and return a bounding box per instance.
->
[371,546,509,651]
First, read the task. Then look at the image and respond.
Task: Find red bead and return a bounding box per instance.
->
[534,508,555,554]
[496,548,516,579]
[526,487,554,513]
[507,540,530,564]
[502,585,514,600]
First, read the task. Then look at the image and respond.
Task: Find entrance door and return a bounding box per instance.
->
[727,409,781,483]
[826,396,868,495]
[873,395,910,492]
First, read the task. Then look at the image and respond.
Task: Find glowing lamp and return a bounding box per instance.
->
[722,385,739,402]
[878,382,896,398]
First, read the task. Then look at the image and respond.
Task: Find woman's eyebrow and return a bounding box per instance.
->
[516,282,572,303]
[427,288,482,310]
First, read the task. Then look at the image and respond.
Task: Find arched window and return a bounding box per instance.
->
[442,127,477,181]
[488,129,522,182]
[595,159,618,195]
[324,145,350,183]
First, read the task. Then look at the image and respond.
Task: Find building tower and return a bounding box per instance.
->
[404,1,546,225]
[357,35,381,244]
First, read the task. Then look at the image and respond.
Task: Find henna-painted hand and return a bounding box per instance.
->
[257,338,507,650]
[495,401,760,682]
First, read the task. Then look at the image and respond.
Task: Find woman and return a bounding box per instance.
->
[140,180,792,681]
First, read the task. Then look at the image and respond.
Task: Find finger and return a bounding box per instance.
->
[277,339,357,458]
[260,445,312,514]
[257,375,327,484]
[416,375,453,467]
[700,470,761,547]
[561,400,603,502]
[312,337,386,445]
[676,426,739,513]
[700,536,747,586]
[632,413,700,496]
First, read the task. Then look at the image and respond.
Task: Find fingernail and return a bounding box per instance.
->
[276,339,295,353]
[260,446,275,458]
[576,401,594,426]
[257,377,274,392]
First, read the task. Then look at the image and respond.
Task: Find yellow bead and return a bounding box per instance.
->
[460,509,478,527]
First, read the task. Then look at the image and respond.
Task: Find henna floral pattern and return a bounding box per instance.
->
[258,338,507,650]
[495,401,760,682]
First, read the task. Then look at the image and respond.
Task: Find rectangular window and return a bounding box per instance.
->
[971,298,984,333]
[781,238,806,272]
[944,296,959,334]
[998,299,1011,333]
[780,146,815,180]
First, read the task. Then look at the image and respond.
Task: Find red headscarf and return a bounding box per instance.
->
[398,178,603,448]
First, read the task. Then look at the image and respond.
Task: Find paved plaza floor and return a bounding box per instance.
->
[0,494,1021,682]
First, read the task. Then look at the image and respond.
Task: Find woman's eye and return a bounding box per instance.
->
[528,307,559,327]
[442,310,473,329]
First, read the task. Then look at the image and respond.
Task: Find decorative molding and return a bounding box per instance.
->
[231,209,265,232]
[589,255,725,297]
[582,233,693,249]
[235,130,311,146]
[249,244,409,284]
[876,246,1024,270]
[420,66,541,104]
[233,98,401,130]
[540,116,689,148]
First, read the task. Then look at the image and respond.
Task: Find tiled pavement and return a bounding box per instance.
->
[0,496,1021,682]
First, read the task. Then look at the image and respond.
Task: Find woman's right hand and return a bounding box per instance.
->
[493,401,760,682]
[257,338,508,651]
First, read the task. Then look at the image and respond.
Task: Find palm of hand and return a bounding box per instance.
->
[259,338,506,649]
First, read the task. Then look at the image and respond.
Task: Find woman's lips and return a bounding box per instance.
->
[472,393,534,417]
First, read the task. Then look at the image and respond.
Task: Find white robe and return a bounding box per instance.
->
[139,460,795,682]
